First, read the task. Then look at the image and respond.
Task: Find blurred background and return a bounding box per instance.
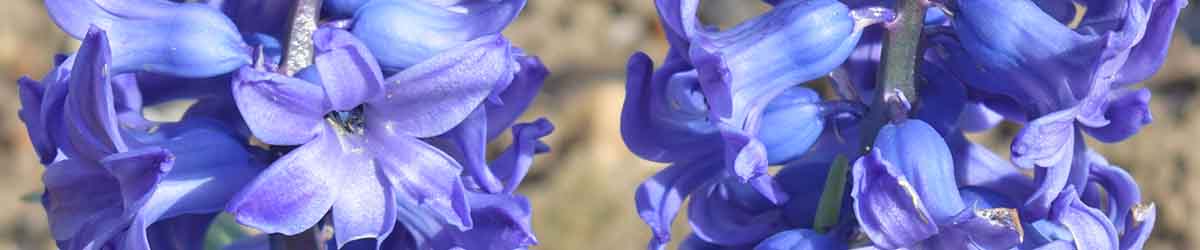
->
[0,1,1197,249]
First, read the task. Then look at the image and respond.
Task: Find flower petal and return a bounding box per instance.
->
[144,213,217,250]
[1080,88,1152,143]
[60,27,125,162]
[636,157,723,250]
[850,150,938,249]
[17,77,57,164]
[872,119,964,223]
[755,87,825,165]
[1049,187,1119,250]
[231,67,328,146]
[352,0,525,69]
[228,128,340,235]
[753,229,846,250]
[485,54,548,140]
[46,0,250,77]
[42,159,125,241]
[1011,108,1078,169]
[100,147,173,216]
[491,118,555,193]
[620,51,722,163]
[311,28,386,110]
[688,180,786,246]
[331,165,396,248]
[366,35,515,138]
[369,133,471,229]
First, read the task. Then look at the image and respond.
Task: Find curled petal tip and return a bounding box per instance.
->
[851,6,896,30]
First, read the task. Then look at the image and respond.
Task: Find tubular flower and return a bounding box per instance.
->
[227,26,550,249]
[18,27,263,250]
[624,1,892,247]
[45,0,252,78]
[929,0,1185,217]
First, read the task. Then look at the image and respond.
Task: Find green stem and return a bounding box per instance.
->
[813,0,928,234]
[858,0,927,150]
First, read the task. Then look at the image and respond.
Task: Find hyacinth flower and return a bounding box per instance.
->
[928,0,1187,217]
[17,27,264,250]
[849,107,1024,249]
[351,0,527,70]
[45,0,252,78]
[226,25,550,248]
[625,2,895,246]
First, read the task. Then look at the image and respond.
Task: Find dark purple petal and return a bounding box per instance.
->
[231,67,328,145]
[42,159,125,241]
[217,0,293,38]
[950,0,1100,115]
[485,54,548,140]
[368,132,471,229]
[352,0,525,69]
[636,157,723,250]
[1113,0,1188,86]
[325,0,370,17]
[927,207,1023,249]
[311,28,386,110]
[717,123,788,204]
[228,127,341,235]
[492,118,555,193]
[99,147,173,216]
[134,72,234,106]
[948,134,1036,203]
[145,214,217,250]
[776,162,832,228]
[620,51,722,163]
[688,181,786,246]
[17,77,57,164]
[850,150,938,249]
[1081,88,1152,143]
[447,192,538,250]
[366,35,515,138]
[433,106,503,193]
[1086,150,1141,227]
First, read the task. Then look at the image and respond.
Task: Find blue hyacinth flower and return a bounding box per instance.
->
[17,27,263,250]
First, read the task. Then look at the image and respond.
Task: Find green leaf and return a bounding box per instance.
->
[813,155,849,233]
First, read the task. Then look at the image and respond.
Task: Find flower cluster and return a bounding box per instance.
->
[623,0,1184,249]
[18,0,551,249]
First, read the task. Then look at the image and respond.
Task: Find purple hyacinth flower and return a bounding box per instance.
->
[929,0,1185,218]
[227,27,526,248]
[18,27,263,250]
[352,0,527,70]
[429,52,550,194]
[45,0,251,77]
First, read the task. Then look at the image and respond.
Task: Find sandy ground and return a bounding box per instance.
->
[1,1,1197,249]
